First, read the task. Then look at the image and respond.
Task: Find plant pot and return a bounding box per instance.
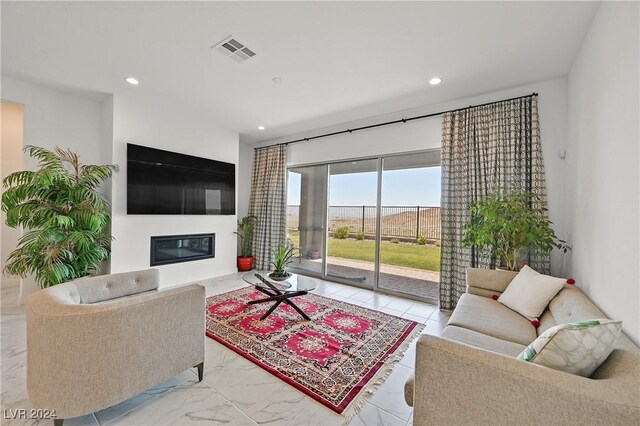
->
[237,256,254,272]
[268,271,291,281]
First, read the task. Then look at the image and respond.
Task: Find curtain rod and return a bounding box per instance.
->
[255,92,538,150]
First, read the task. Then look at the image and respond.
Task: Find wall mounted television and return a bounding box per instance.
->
[127,143,235,215]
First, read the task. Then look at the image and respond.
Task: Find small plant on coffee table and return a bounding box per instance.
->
[269,242,297,281]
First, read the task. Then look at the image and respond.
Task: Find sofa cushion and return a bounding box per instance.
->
[548,286,607,325]
[517,319,622,377]
[448,293,537,346]
[68,269,159,304]
[497,266,566,320]
[537,309,557,335]
[441,325,527,357]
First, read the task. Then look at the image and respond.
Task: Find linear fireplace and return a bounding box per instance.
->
[150,233,215,266]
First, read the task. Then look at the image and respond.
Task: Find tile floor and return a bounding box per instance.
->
[1,273,450,426]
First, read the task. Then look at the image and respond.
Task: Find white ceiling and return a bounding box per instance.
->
[1,1,598,144]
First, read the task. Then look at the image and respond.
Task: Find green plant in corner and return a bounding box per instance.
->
[462,190,566,271]
[235,216,257,258]
[2,145,118,288]
[270,242,297,278]
[234,216,257,271]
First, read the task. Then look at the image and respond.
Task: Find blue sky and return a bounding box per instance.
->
[288,167,441,207]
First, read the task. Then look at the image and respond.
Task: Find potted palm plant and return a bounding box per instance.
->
[269,242,297,281]
[235,216,257,271]
[2,145,118,288]
[462,191,568,271]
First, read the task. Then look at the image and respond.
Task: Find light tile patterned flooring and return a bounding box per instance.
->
[1,273,450,426]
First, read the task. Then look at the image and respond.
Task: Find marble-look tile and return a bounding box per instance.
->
[349,403,407,426]
[94,370,195,425]
[404,303,436,318]
[109,379,255,426]
[384,299,414,314]
[400,312,429,324]
[367,364,414,421]
[407,412,414,425]
[202,339,312,424]
[284,400,342,426]
[334,287,361,298]
[324,293,349,302]
[210,360,309,424]
[350,291,374,303]
[399,340,417,369]
[421,320,446,336]
[367,293,396,308]
[428,309,452,323]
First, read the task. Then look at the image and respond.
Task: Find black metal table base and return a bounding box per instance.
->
[248,276,311,321]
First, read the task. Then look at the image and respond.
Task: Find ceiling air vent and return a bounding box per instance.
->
[212,36,257,63]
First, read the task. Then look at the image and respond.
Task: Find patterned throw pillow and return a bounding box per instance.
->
[517,319,622,377]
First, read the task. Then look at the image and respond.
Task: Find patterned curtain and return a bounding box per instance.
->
[249,145,288,270]
[439,95,550,310]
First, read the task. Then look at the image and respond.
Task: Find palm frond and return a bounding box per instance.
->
[2,146,118,288]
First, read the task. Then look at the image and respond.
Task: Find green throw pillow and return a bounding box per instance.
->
[517,319,622,377]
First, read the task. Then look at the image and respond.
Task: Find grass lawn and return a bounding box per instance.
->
[329,239,440,271]
[288,232,440,271]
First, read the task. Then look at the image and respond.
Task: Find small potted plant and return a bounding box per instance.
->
[269,242,297,281]
[235,216,257,271]
[462,190,568,271]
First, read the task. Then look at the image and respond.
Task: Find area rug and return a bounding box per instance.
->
[205,286,423,420]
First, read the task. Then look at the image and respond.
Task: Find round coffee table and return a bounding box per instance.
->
[242,272,317,320]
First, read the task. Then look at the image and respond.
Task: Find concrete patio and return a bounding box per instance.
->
[291,257,440,304]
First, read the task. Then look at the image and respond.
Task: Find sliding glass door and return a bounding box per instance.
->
[326,159,379,288]
[287,151,441,303]
[287,165,328,277]
[378,152,441,302]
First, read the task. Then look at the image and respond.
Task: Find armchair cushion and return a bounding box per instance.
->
[69,269,159,304]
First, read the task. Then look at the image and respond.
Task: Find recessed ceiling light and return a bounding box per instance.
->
[125,77,139,85]
[429,77,442,86]
[258,125,265,130]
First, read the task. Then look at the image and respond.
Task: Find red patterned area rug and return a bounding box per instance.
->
[205,286,423,420]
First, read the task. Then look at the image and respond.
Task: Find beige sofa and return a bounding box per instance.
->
[405,267,640,425]
[26,269,205,426]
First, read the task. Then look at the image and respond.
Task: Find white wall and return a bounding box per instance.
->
[1,76,106,169]
[1,76,106,301]
[565,2,640,344]
[110,93,239,287]
[241,78,569,275]
[1,101,24,288]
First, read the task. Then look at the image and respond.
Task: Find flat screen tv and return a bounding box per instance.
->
[127,143,235,215]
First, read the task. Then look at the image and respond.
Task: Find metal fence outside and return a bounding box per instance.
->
[287,205,441,240]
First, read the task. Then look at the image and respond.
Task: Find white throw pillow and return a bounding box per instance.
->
[517,319,622,377]
[498,265,565,320]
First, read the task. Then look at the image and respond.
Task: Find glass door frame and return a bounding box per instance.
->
[287,148,440,303]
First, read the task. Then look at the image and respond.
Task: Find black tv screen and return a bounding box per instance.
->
[127,144,235,215]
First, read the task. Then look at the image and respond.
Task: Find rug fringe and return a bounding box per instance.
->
[340,323,424,425]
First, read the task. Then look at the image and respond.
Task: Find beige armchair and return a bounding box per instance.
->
[26,269,205,426]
